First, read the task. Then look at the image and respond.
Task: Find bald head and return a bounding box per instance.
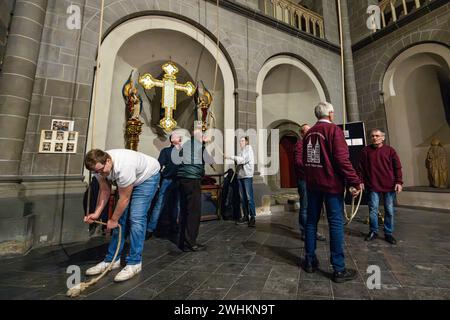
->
[300,124,310,138]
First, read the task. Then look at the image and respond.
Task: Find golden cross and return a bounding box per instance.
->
[139,62,196,132]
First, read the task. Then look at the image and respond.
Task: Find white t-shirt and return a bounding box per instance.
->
[98,149,160,188]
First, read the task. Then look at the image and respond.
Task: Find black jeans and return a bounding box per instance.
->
[178,178,201,248]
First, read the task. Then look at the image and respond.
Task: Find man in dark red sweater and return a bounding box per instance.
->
[358,129,403,245]
[303,102,362,283]
[294,124,326,242]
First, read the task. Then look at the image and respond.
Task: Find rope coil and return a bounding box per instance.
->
[66,222,121,298]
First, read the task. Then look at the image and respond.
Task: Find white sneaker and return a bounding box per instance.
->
[114,263,142,282]
[85,260,121,276]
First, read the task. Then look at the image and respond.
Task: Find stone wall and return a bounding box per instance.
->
[0,0,343,254]
[353,2,450,136]
[347,0,377,44]
[21,0,343,176]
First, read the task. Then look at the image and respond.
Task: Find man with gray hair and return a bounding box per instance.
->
[302,102,362,283]
[358,128,403,245]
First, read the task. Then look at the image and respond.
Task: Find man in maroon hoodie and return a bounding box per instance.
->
[303,102,362,283]
[359,129,403,245]
[294,124,326,242]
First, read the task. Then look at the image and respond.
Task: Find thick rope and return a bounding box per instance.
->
[343,188,363,225]
[337,0,346,131]
[66,222,121,298]
[336,0,364,224]
[69,0,108,298]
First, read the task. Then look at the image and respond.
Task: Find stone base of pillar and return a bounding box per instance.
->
[0,180,89,257]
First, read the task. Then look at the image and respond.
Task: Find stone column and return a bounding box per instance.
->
[339,0,360,122]
[0,0,48,176]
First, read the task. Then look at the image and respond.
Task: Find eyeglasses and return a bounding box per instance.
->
[92,164,106,174]
[371,135,382,137]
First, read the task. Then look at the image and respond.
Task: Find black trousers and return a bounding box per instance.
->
[178,178,201,248]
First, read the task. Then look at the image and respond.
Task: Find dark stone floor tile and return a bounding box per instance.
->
[297,294,333,300]
[331,282,371,300]
[263,278,298,296]
[258,292,296,300]
[224,289,262,300]
[241,264,273,279]
[152,284,197,300]
[214,263,248,275]
[298,280,333,297]
[369,285,410,300]
[405,286,450,300]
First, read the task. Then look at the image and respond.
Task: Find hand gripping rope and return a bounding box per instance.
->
[343,187,363,225]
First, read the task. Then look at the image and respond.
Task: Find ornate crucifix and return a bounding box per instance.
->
[139,62,196,132]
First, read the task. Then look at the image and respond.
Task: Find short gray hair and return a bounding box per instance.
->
[314,102,334,119]
[370,128,386,137]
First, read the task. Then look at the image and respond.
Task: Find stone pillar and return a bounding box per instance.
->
[0,0,48,176]
[339,0,360,122]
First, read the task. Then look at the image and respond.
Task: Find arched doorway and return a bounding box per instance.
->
[279,134,297,188]
[383,43,450,187]
[86,15,236,178]
[256,55,327,188]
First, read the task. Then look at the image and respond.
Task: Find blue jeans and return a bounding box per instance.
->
[297,179,307,234]
[238,178,256,218]
[305,190,345,273]
[105,173,160,265]
[368,191,396,235]
[147,178,174,232]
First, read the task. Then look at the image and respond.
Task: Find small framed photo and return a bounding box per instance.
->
[56,131,65,141]
[55,143,63,152]
[68,132,77,141]
[44,130,53,140]
[42,142,51,152]
[66,143,75,153]
[51,119,74,132]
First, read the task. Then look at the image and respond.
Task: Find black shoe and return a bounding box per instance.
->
[303,259,319,273]
[145,231,153,241]
[316,233,326,241]
[235,217,249,225]
[332,269,357,283]
[365,231,378,241]
[179,246,191,252]
[248,217,256,228]
[385,234,397,245]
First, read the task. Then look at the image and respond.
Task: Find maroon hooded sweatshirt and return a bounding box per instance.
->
[303,120,361,194]
[358,144,403,193]
[293,139,305,180]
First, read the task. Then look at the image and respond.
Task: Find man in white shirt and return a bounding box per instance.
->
[83,149,160,282]
[226,136,256,227]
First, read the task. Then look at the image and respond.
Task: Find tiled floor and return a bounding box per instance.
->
[1,206,449,300]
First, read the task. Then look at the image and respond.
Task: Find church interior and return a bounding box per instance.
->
[0,0,449,301]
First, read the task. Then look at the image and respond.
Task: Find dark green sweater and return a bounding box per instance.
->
[177,137,206,179]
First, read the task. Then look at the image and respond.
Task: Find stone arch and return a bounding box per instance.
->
[86,15,237,176]
[82,10,238,88]
[256,55,327,179]
[381,42,450,187]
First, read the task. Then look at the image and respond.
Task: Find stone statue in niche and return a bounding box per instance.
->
[425,138,448,188]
